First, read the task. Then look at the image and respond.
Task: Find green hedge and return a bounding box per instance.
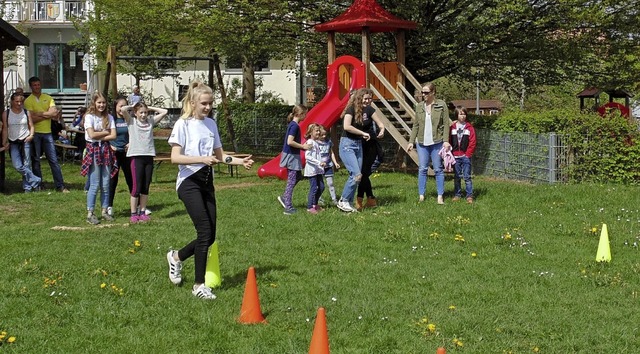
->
[487,109,640,184]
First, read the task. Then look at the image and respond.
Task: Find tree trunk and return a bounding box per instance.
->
[213,52,238,152]
[242,55,255,103]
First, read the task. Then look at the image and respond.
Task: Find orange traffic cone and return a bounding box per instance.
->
[309,307,330,354]
[437,347,446,354]
[238,267,266,324]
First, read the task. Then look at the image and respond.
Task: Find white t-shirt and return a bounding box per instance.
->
[7,109,30,141]
[168,117,222,190]
[422,103,434,145]
[84,113,115,143]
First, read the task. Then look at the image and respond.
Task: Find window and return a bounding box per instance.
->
[225,54,269,72]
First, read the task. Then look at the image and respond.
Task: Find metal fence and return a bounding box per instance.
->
[194,113,571,184]
[473,129,570,183]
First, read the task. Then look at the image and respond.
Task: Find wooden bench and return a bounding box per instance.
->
[153,153,172,182]
[222,151,251,177]
[153,152,251,180]
[54,142,79,163]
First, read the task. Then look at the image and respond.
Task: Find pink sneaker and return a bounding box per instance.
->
[307,207,318,214]
[130,215,140,224]
[138,214,150,222]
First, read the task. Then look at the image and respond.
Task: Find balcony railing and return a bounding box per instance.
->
[2,1,88,23]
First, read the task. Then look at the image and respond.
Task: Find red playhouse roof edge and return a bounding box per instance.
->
[314,0,417,33]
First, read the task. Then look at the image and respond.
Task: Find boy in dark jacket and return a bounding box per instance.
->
[449,106,476,203]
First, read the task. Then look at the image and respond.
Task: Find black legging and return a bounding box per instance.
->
[177,167,216,284]
[109,150,133,207]
[357,137,383,199]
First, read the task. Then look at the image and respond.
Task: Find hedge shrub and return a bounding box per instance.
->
[490,108,640,184]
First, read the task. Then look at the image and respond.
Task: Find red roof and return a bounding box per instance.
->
[314,0,417,33]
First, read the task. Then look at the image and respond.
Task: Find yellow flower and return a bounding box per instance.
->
[504,232,512,240]
[427,323,436,333]
[533,346,540,353]
[7,336,16,343]
[452,338,464,347]
[449,305,456,310]
[471,252,477,257]
[420,317,429,324]
[591,227,598,233]
[100,283,106,289]
[134,240,141,247]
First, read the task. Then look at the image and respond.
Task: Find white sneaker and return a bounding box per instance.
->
[192,284,217,300]
[145,208,152,215]
[337,200,357,213]
[166,251,182,285]
[107,206,113,216]
[277,196,286,209]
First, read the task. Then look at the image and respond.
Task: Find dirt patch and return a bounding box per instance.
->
[51,223,131,231]
[154,128,172,137]
[216,182,264,190]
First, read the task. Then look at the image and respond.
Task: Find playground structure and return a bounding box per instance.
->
[258,0,424,179]
[577,87,634,118]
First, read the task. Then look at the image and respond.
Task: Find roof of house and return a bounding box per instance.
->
[576,87,634,98]
[314,0,417,33]
[449,100,504,110]
[0,19,30,50]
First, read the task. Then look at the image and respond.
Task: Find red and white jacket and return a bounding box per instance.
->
[449,121,476,158]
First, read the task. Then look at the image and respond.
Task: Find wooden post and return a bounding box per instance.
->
[361,28,371,88]
[109,46,118,97]
[395,31,406,95]
[0,52,4,192]
[327,32,336,65]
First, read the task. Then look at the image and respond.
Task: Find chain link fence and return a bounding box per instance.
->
[473,129,570,183]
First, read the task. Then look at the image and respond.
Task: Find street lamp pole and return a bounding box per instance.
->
[476,73,480,114]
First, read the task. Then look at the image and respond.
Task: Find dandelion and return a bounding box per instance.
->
[449,305,456,310]
[7,336,16,343]
[427,323,436,333]
[452,338,464,347]
[454,234,465,243]
[471,252,477,257]
[504,232,512,241]
[134,240,141,247]
[429,232,440,239]
[533,346,540,353]
[100,283,106,289]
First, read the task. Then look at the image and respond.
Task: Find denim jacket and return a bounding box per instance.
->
[409,99,451,146]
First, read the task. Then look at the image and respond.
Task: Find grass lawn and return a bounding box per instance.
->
[1,144,639,353]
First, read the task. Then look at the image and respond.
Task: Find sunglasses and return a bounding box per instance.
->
[421,91,432,95]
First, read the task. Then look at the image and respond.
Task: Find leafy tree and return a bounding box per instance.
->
[75,0,184,87]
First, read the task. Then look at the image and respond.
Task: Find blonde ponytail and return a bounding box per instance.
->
[181,80,214,119]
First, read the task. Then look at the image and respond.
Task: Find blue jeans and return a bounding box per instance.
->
[338,136,363,203]
[416,141,444,196]
[9,141,41,191]
[31,133,65,189]
[453,156,473,198]
[307,174,325,209]
[87,162,111,211]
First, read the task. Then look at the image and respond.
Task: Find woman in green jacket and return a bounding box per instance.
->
[407,82,451,204]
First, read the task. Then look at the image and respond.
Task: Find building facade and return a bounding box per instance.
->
[2,0,302,108]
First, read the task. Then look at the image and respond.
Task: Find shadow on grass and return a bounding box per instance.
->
[220,265,289,291]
